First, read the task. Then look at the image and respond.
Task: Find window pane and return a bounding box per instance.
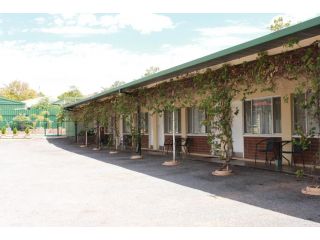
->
[195,108,206,134]
[244,101,252,133]
[187,108,206,134]
[123,115,131,133]
[293,94,306,134]
[252,99,272,134]
[273,97,281,133]
[141,112,148,134]
[187,108,193,133]
[164,110,180,133]
[164,111,171,133]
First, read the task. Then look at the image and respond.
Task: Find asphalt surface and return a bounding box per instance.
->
[0,137,319,226]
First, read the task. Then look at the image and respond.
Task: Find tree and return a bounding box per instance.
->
[32,97,51,110]
[57,86,83,101]
[104,80,126,90]
[269,17,291,32]
[12,114,32,130]
[0,80,38,101]
[143,66,160,77]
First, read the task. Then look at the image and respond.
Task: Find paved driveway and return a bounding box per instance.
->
[0,138,319,226]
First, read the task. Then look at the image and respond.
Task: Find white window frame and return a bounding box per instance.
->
[292,92,320,136]
[187,107,207,135]
[243,96,282,136]
[122,115,131,135]
[164,110,181,134]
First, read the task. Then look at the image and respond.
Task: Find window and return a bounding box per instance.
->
[244,97,281,134]
[293,93,319,135]
[136,112,149,134]
[187,107,206,134]
[105,116,113,134]
[164,110,181,134]
[122,115,131,134]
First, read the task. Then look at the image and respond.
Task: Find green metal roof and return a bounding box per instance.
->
[65,15,320,109]
[0,97,25,106]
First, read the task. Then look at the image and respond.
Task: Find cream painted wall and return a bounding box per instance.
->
[151,113,158,149]
[231,100,244,157]
[148,113,153,147]
[181,108,187,139]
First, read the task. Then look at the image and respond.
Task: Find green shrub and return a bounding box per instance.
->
[12,114,32,131]
[13,127,18,135]
[25,127,30,135]
[1,127,6,135]
[295,169,304,180]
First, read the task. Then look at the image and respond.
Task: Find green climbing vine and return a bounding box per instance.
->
[67,41,320,174]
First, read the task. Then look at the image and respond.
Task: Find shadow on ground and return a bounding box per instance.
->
[47,137,320,224]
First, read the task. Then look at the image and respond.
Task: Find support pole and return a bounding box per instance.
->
[172,110,176,162]
[75,121,78,143]
[85,129,88,146]
[162,109,179,166]
[97,121,101,149]
[131,106,143,160]
[115,115,118,151]
[137,105,142,156]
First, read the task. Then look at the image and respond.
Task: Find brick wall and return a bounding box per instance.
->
[187,136,211,154]
[244,136,282,160]
[141,135,149,148]
[292,138,320,165]
[77,135,96,145]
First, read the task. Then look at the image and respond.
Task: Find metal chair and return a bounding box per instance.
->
[254,138,278,165]
[163,138,173,154]
[181,137,192,155]
[282,140,306,168]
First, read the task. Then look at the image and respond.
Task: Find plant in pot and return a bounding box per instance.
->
[1,127,6,136]
[24,127,30,137]
[12,127,18,137]
[295,169,304,181]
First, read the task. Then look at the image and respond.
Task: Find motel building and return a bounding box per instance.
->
[64,16,320,169]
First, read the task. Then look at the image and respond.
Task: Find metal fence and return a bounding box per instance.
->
[0,120,71,136]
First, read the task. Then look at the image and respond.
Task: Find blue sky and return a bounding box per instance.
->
[0,13,318,97]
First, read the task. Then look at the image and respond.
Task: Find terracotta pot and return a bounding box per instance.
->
[212,169,233,176]
[130,155,143,160]
[162,160,180,166]
[301,185,320,196]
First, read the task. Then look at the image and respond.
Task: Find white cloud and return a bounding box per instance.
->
[114,13,174,34]
[0,23,262,98]
[2,15,304,98]
[34,17,46,24]
[39,26,112,35]
[0,38,219,97]
[197,25,268,37]
[38,13,174,35]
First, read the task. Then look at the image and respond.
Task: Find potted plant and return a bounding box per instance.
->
[1,127,6,137]
[24,127,30,137]
[295,169,304,181]
[12,127,18,137]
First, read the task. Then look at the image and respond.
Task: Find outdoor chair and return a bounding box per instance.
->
[282,140,307,168]
[163,138,173,154]
[254,138,279,165]
[163,137,183,155]
[181,137,192,155]
[120,135,131,150]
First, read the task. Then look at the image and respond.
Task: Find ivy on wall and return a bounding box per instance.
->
[67,41,320,172]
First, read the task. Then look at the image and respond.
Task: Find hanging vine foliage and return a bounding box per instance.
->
[67,41,320,172]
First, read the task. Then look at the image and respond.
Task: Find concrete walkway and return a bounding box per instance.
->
[0,138,319,226]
